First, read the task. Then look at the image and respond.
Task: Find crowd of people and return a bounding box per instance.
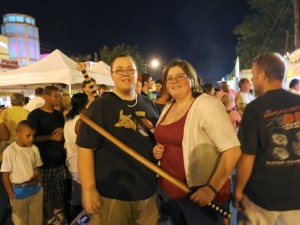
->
[0,52,300,225]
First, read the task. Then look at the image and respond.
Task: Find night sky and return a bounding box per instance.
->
[0,0,249,84]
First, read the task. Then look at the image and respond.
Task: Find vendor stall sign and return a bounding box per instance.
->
[0,59,20,72]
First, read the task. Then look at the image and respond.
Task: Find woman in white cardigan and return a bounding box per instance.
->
[153,59,241,225]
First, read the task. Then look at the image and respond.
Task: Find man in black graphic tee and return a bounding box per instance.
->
[235,52,300,224]
[76,54,159,225]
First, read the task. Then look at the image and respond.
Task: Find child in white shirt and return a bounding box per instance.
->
[1,120,43,225]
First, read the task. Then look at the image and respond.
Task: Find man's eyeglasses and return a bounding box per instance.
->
[165,74,188,84]
[113,68,136,75]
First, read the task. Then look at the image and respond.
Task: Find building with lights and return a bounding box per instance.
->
[1,13,40,67]
[0,34,20,72]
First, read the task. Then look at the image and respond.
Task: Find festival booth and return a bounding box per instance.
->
[0,49,114,92]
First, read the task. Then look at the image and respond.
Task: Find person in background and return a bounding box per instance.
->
[98,84,110,96]
[0,93,28,224]
[214,87,222,100]
[77,54,159,225]
[64,93,88,219]
[155,79,163,93]
[288,78,300,95]
[0,93,29,144]
[235,52,300,224]
[27,86,68,225]
[1,120,43,225]
[24,87,45,112]
[0,105,5,116]
[0,118,10,224]
[0,118,9,142]
[135,74,143,95]
[155,86,172,114]
[141,73,156,101]
[221,94,241,132]
[153,59,241,225]
[152,78,164,98]
[61,93,72,117]
[81,77,98,107]
[220,81,236,110]
[235,78,255,117]
[24,96,30,106]
[221,92,241,225]
[202,83,215,96]
[55,93,71,118]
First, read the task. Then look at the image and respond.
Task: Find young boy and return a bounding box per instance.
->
[1,120,43,225]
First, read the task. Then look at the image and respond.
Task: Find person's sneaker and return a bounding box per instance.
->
[55,209,68,225]
[47,216,60,225]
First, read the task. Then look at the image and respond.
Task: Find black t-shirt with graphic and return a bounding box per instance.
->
[238,89,300,210]
[76,93,159,201]
[27,108,66,168]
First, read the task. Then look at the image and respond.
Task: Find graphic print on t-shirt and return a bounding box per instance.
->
[271,133,289,160]
[264,106,300,166]
[292,131,300,156]
[114,109,154,137]
[115,109,137,130]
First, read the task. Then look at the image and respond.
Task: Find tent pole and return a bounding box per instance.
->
[68,83,72,95]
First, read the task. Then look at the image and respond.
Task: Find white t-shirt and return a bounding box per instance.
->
[1,142,43,184]
[64,115,80,173]
[239,92,255,104]
[23,96,45,112]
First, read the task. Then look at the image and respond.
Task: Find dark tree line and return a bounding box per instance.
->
[234,0,296,69]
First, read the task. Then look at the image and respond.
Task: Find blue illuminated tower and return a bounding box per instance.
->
[1,13,40,66]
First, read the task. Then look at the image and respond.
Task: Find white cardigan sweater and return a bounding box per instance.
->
[157,93,240,187]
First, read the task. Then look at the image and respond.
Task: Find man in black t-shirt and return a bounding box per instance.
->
[27,86,68,225]
[235,52,300,224]
[76,54,159,225]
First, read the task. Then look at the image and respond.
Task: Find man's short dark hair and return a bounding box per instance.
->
[110,54,138,73]
[44,86,59,95]
[35,88,44,95]
[141,73,152,87]
[252,52,286,82]
[155,79,163,85]
[238,78,250,89]
[16,120,35,132]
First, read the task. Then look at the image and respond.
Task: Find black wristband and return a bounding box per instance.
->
[207,183,218,195]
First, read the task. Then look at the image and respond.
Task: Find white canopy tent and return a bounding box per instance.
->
[0,49,114,93]
[90,61,111,76]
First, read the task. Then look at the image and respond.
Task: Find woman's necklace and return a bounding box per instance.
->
[113,90,138,107]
